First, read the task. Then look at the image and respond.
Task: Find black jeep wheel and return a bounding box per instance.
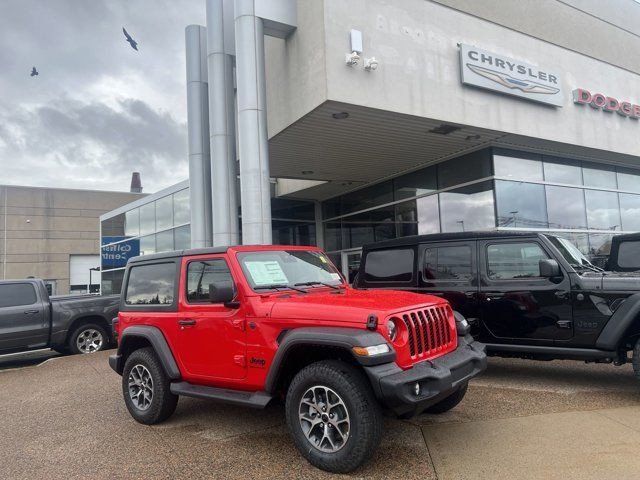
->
[633,338,640,380]
[122,347,178,425]
[285,360,382,473]
[425,383,468,414]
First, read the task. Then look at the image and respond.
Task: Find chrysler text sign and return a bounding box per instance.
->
[459,44,564,107]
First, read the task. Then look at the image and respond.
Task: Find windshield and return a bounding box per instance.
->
[545,235,596,269]
[237,250,344,291]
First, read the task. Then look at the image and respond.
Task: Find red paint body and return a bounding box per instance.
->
[116,245,457,392]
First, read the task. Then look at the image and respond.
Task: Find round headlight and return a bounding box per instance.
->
[387,319,397,341]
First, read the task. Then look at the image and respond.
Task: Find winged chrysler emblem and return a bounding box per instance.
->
[466,64,560,95]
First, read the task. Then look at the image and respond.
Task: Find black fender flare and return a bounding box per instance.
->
[113,325,181,379]
[596,293,640,350]
[263,327,394,395]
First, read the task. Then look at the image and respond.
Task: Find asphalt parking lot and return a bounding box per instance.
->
[2,351,640,480]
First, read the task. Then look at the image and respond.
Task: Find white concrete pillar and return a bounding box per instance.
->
[234,0,272,245]
[207,0,239,246]
[185,25,213,248]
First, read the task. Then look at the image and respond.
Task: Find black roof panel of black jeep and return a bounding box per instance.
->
[362,231,542,250]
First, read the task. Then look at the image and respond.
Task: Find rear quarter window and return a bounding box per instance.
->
[618,241,640,269]
[0,283,37,308]
[364,249,414,283]
[125,263,176,305]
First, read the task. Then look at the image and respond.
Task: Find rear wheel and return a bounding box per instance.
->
[122,347,178,425]
[425,383,468,414]
[68,323,108,354]
[633,338,640,380]
[285,360,382,473]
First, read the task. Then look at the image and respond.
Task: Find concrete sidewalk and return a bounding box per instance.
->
[1,352,639,479]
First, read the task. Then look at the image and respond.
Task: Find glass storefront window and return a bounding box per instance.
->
[272,221,315,246]
[271,198,315,221]
[101,213,125,237]
[341,206,396,250]
[543,158,582,185]
[495,180,547,228]
[173,189,190,225]
[437,150,492,189]
[439,181,495,232]
[395,196,440,237]
[155,229,174,253]
[553,232,590,256]
[124,208,139,237]
[494,155,543,182]
[546,186,587,230]
[585,190,621,231]
[393,165,437,201]
[589,233,614,257]
[156,195,173,231]
[583,163,617,190]
[139,234,156,255]
[620,193,640,232]
[139,203,155,236]
[100,269,125,296]
[174,225,191,250]
[617,168,640,193]
[340,181,393,216]
[324,222,342,251]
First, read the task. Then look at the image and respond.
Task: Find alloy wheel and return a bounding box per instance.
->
[298,385,350,453]
[76,328,104,354]
[128,364,154,411]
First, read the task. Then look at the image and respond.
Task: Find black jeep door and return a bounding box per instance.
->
[478,238,573,343]
[417,241,480,321]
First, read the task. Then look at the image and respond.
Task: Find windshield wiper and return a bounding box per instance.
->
[294,281,342,290]
[570,261,603,273]
[254,284,308,293]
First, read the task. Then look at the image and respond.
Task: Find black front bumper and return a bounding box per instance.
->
[364,335,487,417]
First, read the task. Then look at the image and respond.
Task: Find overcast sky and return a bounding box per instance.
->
[0,0,205,193]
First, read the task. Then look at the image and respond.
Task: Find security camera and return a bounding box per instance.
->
[345,51,360,66]
[364,57,379,71]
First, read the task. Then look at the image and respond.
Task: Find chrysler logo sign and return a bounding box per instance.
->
[459,44,564,107]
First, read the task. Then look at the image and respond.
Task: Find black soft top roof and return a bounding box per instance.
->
[362,231,543,250]
[128,246,230,264]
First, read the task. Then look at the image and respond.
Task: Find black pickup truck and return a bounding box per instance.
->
[0,279,119,355]
[355,231,640,379]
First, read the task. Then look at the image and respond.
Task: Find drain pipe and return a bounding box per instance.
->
[207,0,239,246]
[185,25,213,248]
[234,0,272,245]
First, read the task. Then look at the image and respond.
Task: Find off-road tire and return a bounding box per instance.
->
[633,338,640,380]
[425,383,468,414]
[122,347,178,425]
[285,360,382,473]
[68,323,108,354]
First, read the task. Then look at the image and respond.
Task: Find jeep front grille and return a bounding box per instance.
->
[397,305,455,359]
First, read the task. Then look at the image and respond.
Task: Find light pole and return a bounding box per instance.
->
[456,220,465,232]
[89,267,100,294]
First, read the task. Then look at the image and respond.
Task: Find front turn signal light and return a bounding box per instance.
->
[352,344,390,356]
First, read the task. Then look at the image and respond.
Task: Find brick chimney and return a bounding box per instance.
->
[130,172,142,193]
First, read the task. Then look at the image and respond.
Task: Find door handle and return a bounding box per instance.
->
[178,319,197,326]
[24,309,39,315]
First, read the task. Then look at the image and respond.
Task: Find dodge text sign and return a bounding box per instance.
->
[573,88,640,119]
[459,44,564,107]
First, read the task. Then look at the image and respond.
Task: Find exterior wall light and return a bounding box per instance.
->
[345,51,360,66]
[364,57,378,71]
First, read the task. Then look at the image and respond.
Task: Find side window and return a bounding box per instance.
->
[186,259,234,303]
[364,249,414,283]
[618,241,640,269]
[125,263,175,305]
[487,242,549,280]
[0,284,37,308]
[424,246,473,280]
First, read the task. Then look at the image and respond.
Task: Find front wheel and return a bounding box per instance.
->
[425,383,468,414]
[285,360,382,473]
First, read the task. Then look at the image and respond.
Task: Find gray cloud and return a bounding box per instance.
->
[0,0,205,192]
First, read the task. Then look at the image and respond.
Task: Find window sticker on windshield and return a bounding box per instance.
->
[319,255,328,264]
[329,272,341,281]
[245,261,289,286]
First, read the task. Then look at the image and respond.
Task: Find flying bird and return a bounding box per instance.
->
[122,27,138,51]
[30,66,38,77]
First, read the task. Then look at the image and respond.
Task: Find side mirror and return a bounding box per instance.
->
[539,259,561,278]
[208,281,237,307]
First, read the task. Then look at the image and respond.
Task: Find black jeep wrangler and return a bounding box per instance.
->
[355,231,640,378]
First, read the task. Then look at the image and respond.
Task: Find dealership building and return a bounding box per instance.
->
[100,0,640,291]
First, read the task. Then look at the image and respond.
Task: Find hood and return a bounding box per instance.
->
[579,271,640,291]
[269,288,445,324]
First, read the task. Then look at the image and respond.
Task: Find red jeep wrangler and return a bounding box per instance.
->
[109,245,486,473]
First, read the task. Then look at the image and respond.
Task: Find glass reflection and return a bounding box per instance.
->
[496,181,547,228]
[124,208,139,237]
[156,195,173,231]
[546,186,587,229]
[589,234,614,257]
[543,158,582,185]
[585,190,621,231]
[583,163,617,189]
[494,155,543,182]
[173,189,190,225]
[395,196,439,237]
[155,229,174,253]
[438,150,492,189]
[393,166,437,200]
[139,203,155,236]
[617,169,640,193]
[125,263,175,305]
[620,193,640,232]
[139,234,156,255]
[439,181,495,232]
[174,225,191,250]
